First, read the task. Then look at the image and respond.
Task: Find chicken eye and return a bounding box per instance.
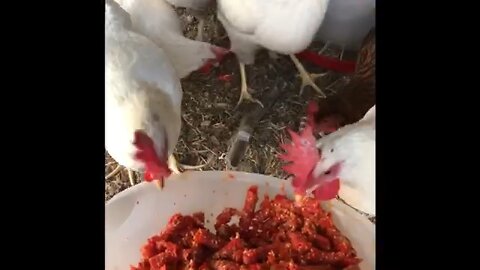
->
[330,148,334,153]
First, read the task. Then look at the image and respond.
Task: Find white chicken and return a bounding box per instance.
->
[315,0,375,57]
[115,0,228,79]
[311,105,375,215]
[216,0,330,107]
[105,0,183,186]
[281,105,375,216]
[164,0,213,41]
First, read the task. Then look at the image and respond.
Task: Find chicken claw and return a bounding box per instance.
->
[167,154,214,175]
[289,54,327,97]
[235,62,264,109]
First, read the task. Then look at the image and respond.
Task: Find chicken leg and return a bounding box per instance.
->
[235,62,264,108]
[105,164,123,180]
[289,54,327,97]
[339,45,345,60]
[195,18,205,41]
[317,41,330,55]
[127,169,136,186]
[105,163,137,187]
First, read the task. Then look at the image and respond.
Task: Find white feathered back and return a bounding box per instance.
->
[313,104,375,215]
[116,0,217,78]
[217,0,330,63]
[105,0,183,172]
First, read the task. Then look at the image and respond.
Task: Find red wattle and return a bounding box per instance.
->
[313,179,340,201]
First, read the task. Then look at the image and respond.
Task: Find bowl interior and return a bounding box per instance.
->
[105,171,375,270]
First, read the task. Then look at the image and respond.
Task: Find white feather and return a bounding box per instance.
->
[313,105,375,215]
[105,0,182,172]
[116,0,217,78]
[164,0,211,11]
[217,0,330,64]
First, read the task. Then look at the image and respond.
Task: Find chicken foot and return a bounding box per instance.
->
[289,54,327,97]
[168,154,214,173]
[235,62,264,109]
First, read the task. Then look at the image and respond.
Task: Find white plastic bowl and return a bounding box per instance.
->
[105,171,375,270]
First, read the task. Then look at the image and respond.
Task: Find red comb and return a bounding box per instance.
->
[279,125,320,195]
[133,130,171,183]
[313,178,340,201]
[295,50,356,74]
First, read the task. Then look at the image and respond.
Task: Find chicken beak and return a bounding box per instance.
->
[294,194,304,206]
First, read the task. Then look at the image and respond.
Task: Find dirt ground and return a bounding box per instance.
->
[105,8,361,214]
